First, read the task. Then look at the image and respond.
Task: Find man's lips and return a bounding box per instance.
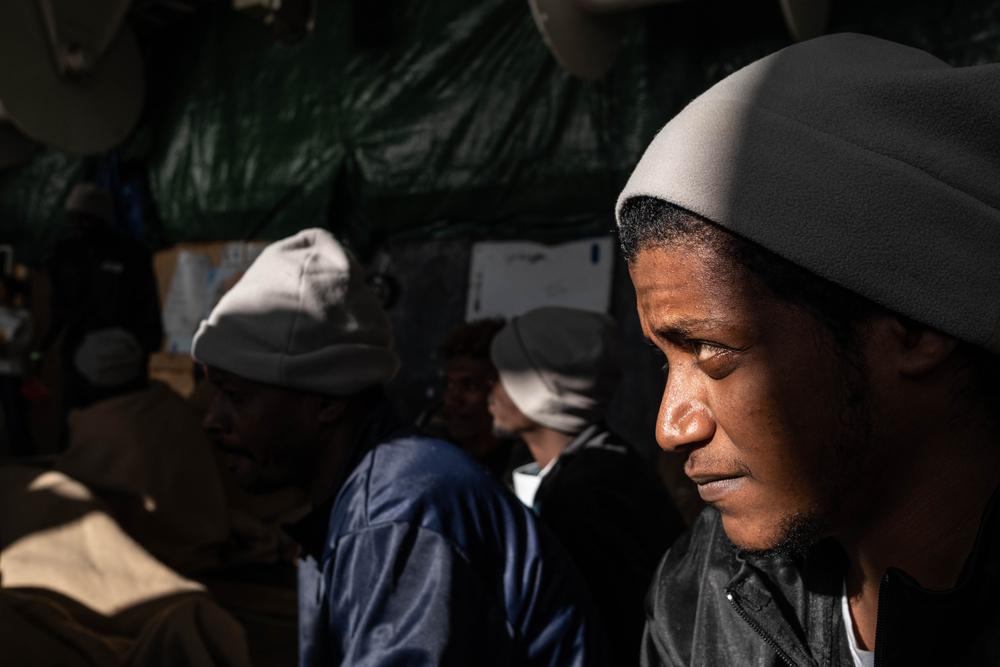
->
[688,472,747,503]
[214,443,256,470]
[214,444,257,481]
[213,440,252,458]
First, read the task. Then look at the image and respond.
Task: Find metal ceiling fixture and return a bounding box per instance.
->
[528,0,831,80]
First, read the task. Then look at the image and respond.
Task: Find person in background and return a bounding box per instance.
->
[45,182,163,413]
[194,228,608,666]
[617,33,1000,667]
[489,306,685,665]
[61,328,310,667]
[54,326,230,574]
[0,275,33,456]
[1,327,249,665]
[421,318,529,482]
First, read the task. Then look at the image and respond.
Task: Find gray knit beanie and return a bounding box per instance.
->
[617,33,1000,353]
[65,183,115,224]
[192,228,399,395]
[73,328,144,388]
[490,306,621,434]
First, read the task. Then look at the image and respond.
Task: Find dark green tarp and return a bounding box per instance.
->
[1,0,998,260]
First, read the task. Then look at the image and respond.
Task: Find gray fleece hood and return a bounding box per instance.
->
[617,33,1000,353]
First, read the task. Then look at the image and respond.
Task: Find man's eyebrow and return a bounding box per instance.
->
[649,317,731,341]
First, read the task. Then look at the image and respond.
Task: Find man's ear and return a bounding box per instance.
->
[883,317,958,377]
[317,397,349,424]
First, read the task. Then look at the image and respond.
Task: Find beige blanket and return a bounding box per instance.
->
[0,466,251,666]
[57,382,230,573]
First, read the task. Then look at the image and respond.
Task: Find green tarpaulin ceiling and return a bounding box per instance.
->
[1,0,998,261]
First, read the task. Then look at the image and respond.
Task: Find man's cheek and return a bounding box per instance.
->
[231,456,259,486]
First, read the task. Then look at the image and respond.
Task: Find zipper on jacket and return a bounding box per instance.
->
[727,590,798,667]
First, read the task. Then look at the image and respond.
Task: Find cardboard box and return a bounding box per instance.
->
[150,241,266,397]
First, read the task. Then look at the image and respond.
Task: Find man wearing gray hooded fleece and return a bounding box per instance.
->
[489,306,685,665]
[617,33,1000,667]
[192,229,607,666]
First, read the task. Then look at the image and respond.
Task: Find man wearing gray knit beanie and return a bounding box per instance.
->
[617,34,1000,666]
[194,229,607,666]
[489,306,685,665]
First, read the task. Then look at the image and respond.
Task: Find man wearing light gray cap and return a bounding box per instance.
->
[617,33,1000,666]
[489,306,684,665]
[194,229,607,667]
[46,182,163,415]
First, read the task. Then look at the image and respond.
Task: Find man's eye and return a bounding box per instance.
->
[691,341,730,362]
[689,340,744,379]
[223,389,247,405]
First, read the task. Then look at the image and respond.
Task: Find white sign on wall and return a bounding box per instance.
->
[161,242,265,354]
[465,236,615,321]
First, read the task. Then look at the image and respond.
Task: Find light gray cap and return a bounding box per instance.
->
[490,306,621,434]
[192,228,399,396]
[616,33,1000,353]
[65,183,115,224]
[73,328,144,388]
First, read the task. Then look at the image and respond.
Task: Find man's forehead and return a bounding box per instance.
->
[631,245,714,297]
[638,301,745,344]
[629,247,755,336]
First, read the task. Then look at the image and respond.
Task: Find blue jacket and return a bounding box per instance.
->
[293,434,607,666]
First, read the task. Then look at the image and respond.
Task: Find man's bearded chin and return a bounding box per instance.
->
[492,424,516,439]
[734,512,827,562]
[735,333,875,563]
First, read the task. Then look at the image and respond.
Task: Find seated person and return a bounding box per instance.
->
[489,306,685,665]
[193,229,608,666]
[616,33,1000,667]
[421,318,529,481]
[56,327,230,574]
[0,275,33,457]
[46,183,162,414]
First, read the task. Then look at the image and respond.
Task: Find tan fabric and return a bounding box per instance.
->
[57,382,230,573]
[0,466,251,666]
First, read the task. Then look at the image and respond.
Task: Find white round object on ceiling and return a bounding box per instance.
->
[780,0,830,42]
[0,0,145,155]
[528,0,626,81]
[529,0,832,80]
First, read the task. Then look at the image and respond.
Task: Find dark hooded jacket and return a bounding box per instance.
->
[288,402,608,667]
[534,424,685,665]
[641,500,1000,666]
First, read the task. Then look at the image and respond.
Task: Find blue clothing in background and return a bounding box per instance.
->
[295,436,607,666]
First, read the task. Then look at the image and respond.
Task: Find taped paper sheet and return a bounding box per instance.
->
[466,237,614,320]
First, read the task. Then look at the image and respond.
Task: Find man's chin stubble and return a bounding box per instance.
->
[733,511,826,562]
[492,426,516,439]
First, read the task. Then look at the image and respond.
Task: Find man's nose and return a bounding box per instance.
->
[442,384,460,407]
[202,392,226,437]
[656,368,715,453]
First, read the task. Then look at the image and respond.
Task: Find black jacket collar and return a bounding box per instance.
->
[726,484,1000,666]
